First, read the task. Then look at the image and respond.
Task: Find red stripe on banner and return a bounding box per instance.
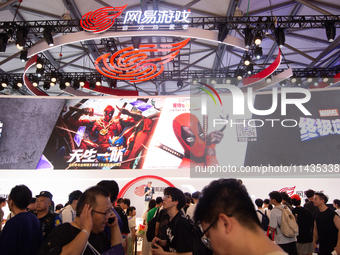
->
[334,72,340,84]
[243,49,282,86]
[309,81,329,89]
[23,54,49,96]
[83,81,139,96]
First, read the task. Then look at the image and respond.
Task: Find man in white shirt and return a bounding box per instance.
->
[60,190,82,223]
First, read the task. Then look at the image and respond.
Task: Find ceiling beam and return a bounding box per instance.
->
[12,5,61,19]
[0,0,16,11]
[248,1,296,15]
[287,32,329,45]
[159,2,223,17]
[180,50,216,71]
[293,0,334,15]
[309,1,340,12]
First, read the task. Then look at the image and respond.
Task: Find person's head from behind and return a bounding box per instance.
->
[68,190,82,209]
[35,191,53,213]
[255,198,263,208]
[314,192,328,207]
[194,179,262,254]
[0,197,6,208]
[155,197,163,206]
[192,191,202,204]
[148,199,156,211]
[269,191,282,205]
[127,206,136,216]
[305,189,315,199]
[281,192,292,205]
[291,194,301,206]
[333,199,340,209]
[122,198,130,209]
[163,187,185,211]
[8,185,32,212]
[97,180,119,204]
[76,185,112,234]
[263,199,270,208]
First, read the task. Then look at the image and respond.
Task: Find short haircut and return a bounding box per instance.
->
[30,197,36,204]
[292,198,301,206]
[9,185,32,210]
[55,203,63,211]
[127,206,136,215]
[164,187,185,210]
[0,198,6,203]
[123,198,130,207]
[334,199,340,207]
[185,196,191,204]
[184,192,193,203]
[97,180,119,202]
[194,179,261,231]
[269,191,282,203]
[305,189,315,198]
[263,199,270,204]
[192,191,202,200]
[68,190,82,204]
[315,192,328,204]
[117,198,123,204]
[148,199,156,211]
[281,192,292,205]
[255,198,263,208]
[76,186,110,217]
[155,196,163,204]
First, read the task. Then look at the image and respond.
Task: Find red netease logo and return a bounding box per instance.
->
[278,186,296,196]
[134,184,147,197]
[80,5,127,33]
[95,38,190,83]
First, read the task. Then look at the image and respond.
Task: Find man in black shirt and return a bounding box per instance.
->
[304,189,318,215]
[313,192,340,255]
[291,194,314,255]
[35,191,60,240]
[151,187,193,255]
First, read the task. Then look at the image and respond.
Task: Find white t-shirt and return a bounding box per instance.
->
[269,205,297,244]
[186,203,196,220]
[256,208,266,222]
[60,204,76,223]
[335,209,340,216]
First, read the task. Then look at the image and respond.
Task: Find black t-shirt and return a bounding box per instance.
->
[166,212,193,253]
[37,212,60,240]
[114,206,130,234]
[156,209,170,241]
[39,223,111,255]
[315,208,339,253]
[304,201,319,215]
[292,206,313,243]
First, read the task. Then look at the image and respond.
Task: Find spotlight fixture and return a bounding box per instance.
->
[322,77,329,83]
[296,77,302,87]
[36,68,44,78]
[279,80,287,87]
[254,46,263,59]
[244,54,251,66]
[73,79,80,90]
[325,21,336,43]
[65,77,71,87]
[210,79,216,85]
[254,31,262,46]
[327,77,334,86]
[16,28,28,50]
[225,75,232,84]
[290,76,297,83]
[131,37,141,50]
[192,77,198,85]
[177,80,183,88]
[50,82,55,87]
[16,79,23,88]
[236,69,244,81]
[89,80,96,89]
[50,72,58,83]
[20,50,28,62]
[313,78,319,86]
[43,81,50,90]
[266,76,272,83]
[95,77,102,86]
[32,77,39,87]
[244,28,253,48]
[0,33,8,52]
[275,28,285,48]
[59,82,66,90]
[1,78,8,87]
[36,58,43,69]
[307,77,313,83]
[246,64,253,75]
[79,77,86,87]
[110,79,117,89]
[43,27,54,46]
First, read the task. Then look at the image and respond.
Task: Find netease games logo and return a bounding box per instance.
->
[201,86,312,128]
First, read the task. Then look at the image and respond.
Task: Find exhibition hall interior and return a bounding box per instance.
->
[0,1,340,249]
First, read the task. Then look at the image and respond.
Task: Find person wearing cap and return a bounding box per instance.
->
[291,194,314,255]
[60,190,82,223]
[35,191,61,240]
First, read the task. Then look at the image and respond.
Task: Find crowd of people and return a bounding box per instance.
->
[0,179,339,255]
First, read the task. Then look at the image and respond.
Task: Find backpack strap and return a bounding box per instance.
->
[257,210,264,216]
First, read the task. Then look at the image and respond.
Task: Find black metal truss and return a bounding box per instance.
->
[0,15,338,34]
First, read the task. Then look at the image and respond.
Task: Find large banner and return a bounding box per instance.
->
[1,88,340,176]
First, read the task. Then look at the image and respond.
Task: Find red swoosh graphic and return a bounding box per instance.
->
[243,49,281,86]
[80,5,127,33]
[95,38,190,83]
[200,83,223,106]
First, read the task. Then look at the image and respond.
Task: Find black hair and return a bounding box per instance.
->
[97,180,120,202]
[55,203,64,211]
[68,190,83,204]
[30,197,36,204]
[0,198,6,204]
[184,192,193,204]
[334,199,340,207]
[305,189,315,199]
[315,192,328,204]
[148,199,156,211]
[76,185,110,217]
[155,196,163,204]
[9,185,32,210]
[192,191,202,200]
[255,198,263,208]
[123,198,130,207]
[263,199,270,204]
[292,198,301,206]
[281,192,292,205]
[194,179,261,231]
[127,206,136,215]
[268,204,273,210]
[185,196,191,204]
[117,198,123,204]
[269,191,282,203]
[164,187,186,211]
